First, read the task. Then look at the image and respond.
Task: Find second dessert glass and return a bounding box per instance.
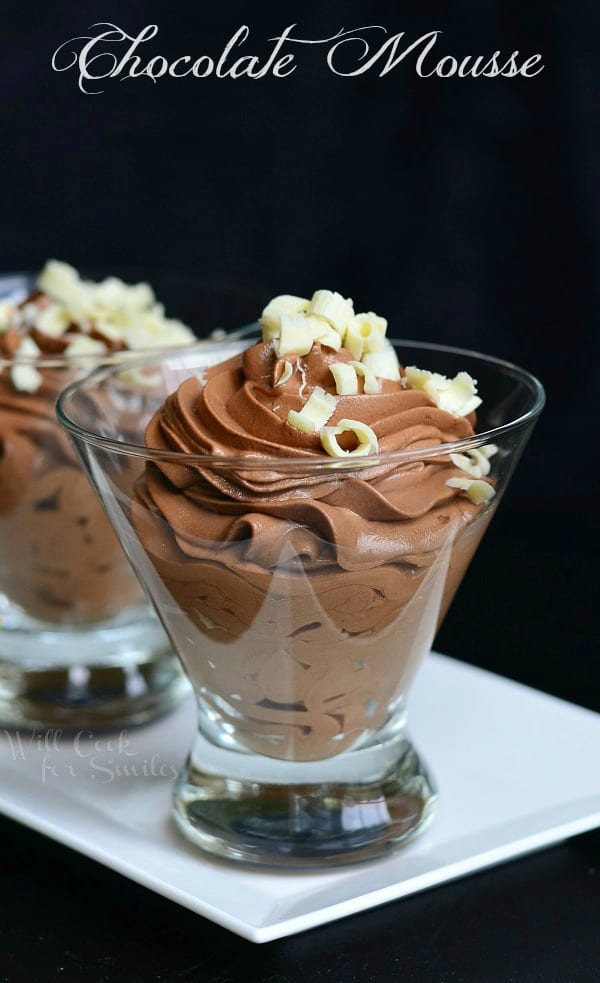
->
[0,270,259,730]
[57,340,544,866]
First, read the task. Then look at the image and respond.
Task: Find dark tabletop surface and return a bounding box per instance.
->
[0,509,598,983]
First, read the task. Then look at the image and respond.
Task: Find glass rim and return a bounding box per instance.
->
[56,336,546,471]
[0,337,239,371]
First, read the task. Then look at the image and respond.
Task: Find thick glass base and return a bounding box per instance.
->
[173,728,436,868]
[0,604,189,729]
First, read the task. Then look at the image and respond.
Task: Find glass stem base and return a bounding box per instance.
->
[173,728,437,868]
[0,614,190,730]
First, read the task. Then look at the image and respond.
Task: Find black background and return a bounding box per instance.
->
[1,1,598,512]
[0,3,598,981]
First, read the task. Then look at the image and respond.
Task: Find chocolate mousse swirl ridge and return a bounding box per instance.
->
[142,341,483,572]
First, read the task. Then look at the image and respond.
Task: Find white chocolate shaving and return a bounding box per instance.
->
[94,319,123,343]
[119,367,163,390]
[450,444,498,478]
[311,320,343,350]
[307,290,354,335]
[344,312,387,359]
[10,337,42,393]
[480,443,498,460]
[404,366,482,417]
[13,336,40,357]
[320,418,379,457]
[64,335,107,356]
[275,360,294,387]
[37,261,82,310]
[34,305,71,338]
[260,295,309,340]
[275,314,315,357]
[329,362,358,395]
[287,387,337,433]
[445,477,496,504]
[19,302,42,325]
[34,261,194,350]
[361,345,401,381]
[349,360,380,395]
[0,300,15,332]
[259,294,490,446]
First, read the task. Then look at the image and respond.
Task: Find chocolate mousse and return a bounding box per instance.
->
[0,261,196,624]
[133,291,498,760]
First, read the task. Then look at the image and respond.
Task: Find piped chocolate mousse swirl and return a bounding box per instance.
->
[0,293,102,507]
[134,291,497,761]
[0,260,195,623]
[141,341,481,571]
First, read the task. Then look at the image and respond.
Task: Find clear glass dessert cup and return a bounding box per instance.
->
[57,340,544,866]
[0,271,261,731]
[0,343,201,730]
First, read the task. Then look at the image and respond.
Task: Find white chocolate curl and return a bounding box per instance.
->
[35,260,194,349]
[445,477,496,504]
[275,314,315,357]
[307,290,354,335]
[273,314,343,357]
[404,366,482,417]
[0,300,13,332]
[312,321,343,351]
[361,345,401,381]
[33,305,71,339]
[260,295,309,340]
[449,444,498,478]
[344,312,388,360]
[320,418,379,457]
[10,337,42,393]
[329,362,358,395]
[64,335,107,356]
[287,387,337,433]
[119,367,164,391]
[275,360,294,387]
[349,360,380,395]
[260,289,398,359]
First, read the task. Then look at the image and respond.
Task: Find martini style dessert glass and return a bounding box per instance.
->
[0,261,200,729]
[57,289,544,865]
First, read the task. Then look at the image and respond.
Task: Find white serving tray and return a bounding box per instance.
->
[1,653,599,943]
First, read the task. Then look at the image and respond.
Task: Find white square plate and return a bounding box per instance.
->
[1,652,599,943]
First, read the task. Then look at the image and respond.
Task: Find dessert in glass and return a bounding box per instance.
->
[0,261,200,729]
[57,289,544,865]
